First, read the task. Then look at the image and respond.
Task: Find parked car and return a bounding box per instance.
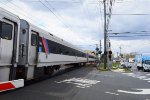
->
[124,62,133,68]
[120,62,126,68]
[127,62,133,68]
[142,60,150,72]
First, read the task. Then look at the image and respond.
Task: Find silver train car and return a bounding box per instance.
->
[0,8,96,92]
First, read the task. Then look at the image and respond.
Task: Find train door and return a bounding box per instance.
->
[25,30,38,80]
[0,20,14,64]
[28,31,38,65]
[0,19,14,82]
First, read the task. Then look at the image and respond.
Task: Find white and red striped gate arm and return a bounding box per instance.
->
[0,79,24,92]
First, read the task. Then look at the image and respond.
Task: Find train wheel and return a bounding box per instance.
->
[49,67,54,75]
[44,67,54,75]
[54,65,60,70]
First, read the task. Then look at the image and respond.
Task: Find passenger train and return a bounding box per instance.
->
[0,8,96,92]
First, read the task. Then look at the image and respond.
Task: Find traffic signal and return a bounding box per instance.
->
[96,47,99,51]
[109,50,112,54]
[108,50,112,60]
[120,54,123,58]
[99,51,102,54]
[104,51,107,55]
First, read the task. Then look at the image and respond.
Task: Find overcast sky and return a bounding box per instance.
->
[0,0,150,55]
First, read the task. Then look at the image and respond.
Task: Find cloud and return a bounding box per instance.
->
[108,0,150,54]
[110,0,150,40]
[0,0,150,54]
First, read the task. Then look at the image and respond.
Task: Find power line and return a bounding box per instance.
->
[98,0,104,31]
[44,0,72,28]
[0,1,47,28]
[39,0,72,31]
[108,31,150,35]
[15,0,104,4]
[0,0,101,48]
[44,0,100,43]
[109,33,150,35]
[111,14,150,15]
[5,1,51,31]
[109,35,150,37]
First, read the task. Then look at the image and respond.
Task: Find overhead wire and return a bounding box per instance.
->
[17,0,104,4]
[44,0,99,43]
[39,0,73,32]
[109,35,150,37]
[40,0,99,44]
[98,0,104,31]
[44,0,73,29]
[111,14,150,15]
[0,0,100,45]
[4,1,51,31]
[0,1,46,28]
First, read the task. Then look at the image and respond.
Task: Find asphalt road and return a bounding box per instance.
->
[1,65,150,100]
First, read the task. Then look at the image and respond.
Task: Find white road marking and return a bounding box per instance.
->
[118,89,150,95]
[55,78,100,88]
[122,73,134,75]
[105,92,119,95]
[122,73,150,81]
[76,86,85,88]
[147,74,150,76]
[143,78,150,81]
[138,76,147,79]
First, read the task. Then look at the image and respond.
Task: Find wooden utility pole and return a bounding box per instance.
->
[104,0,107,69]
[99,40,102,63]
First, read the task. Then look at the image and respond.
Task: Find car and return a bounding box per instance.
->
[124,62,133,68]
[120,62,126,68]
[127,62,133,68]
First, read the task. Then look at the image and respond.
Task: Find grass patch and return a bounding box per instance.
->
[112,62,120,67]
[112,66,119,69]
[97,63,110,71]
[111,62,120,70]
[98,67,110,71]
[123,67,132,72]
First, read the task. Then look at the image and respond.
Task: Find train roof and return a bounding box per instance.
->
[0,7,20,23]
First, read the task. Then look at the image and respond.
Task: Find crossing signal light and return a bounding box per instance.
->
[99,51,102,54]
[96,47,99,51]
[108,50,112,60]
[109,51,112,54]
[104,51,107,55]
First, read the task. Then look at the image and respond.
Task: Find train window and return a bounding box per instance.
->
[31,34,37,46]
[0,22,13,40]
[59,48,63,54]
[65,51,69,55]
[38,37,44,52]
[53,46,56,51]
[82,54,85,57]
[72,52,75,56]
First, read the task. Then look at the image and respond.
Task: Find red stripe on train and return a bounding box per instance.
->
[42,37,48,53]
[0,82,15,91]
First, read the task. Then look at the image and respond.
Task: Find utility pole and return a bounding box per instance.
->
[99,40,102,63]
[119,46,122,56]
[104,0,107,69]
[100,40,102,54]
[96,44,99,66]
[117,52,118,58]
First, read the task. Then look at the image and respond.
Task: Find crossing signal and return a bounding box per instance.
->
[99,51,102,54]
[108,50,112,60]
[96,47,99,51]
